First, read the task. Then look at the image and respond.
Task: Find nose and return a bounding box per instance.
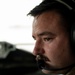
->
[33,40,45,56]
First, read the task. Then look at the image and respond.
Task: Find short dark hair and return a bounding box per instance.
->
[28,0,75,53]
[28,0,75,27]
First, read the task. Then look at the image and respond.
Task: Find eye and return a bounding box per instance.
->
[43,38,51,42]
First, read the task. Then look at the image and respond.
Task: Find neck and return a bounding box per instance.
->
[55,67,73,74]
[42,67,73,75]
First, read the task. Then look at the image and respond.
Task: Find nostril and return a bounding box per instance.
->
[40,48,45,54]
[33,47,45,56]
[33,48,40,56]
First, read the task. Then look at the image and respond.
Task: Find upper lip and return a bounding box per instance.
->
[36,55,49,62]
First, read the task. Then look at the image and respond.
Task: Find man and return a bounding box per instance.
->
[28,0,75,75]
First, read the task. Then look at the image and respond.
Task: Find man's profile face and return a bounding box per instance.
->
[32,11,74,74]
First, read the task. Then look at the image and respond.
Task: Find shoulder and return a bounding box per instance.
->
[66,67,75,75]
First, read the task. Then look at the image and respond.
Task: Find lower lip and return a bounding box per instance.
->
[37,59,47,69]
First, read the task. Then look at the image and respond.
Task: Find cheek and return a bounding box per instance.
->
[43,40,67,61]
[45,44,62,58]
[44,40,72,68]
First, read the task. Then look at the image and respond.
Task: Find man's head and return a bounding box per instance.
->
[28,0,75,74]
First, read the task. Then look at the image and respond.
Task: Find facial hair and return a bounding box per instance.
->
[36,55,75,71]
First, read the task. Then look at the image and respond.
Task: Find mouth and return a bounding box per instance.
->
[36,55,75,71]
[36,55,49,61]
[36,55,49,70]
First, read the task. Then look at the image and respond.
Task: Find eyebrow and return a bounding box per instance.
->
[38,31,55,37]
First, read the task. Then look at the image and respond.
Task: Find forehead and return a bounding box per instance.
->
[32,11,65,35]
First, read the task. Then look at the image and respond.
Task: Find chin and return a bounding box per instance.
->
[42,69,51,74]
[42,69,61,75]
